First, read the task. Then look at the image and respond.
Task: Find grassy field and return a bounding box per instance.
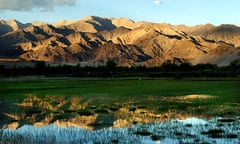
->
[0,77,240,129]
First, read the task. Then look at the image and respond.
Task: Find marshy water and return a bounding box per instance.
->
[1,94,219,130]
[1,117,239,144]
[1,94,240,143]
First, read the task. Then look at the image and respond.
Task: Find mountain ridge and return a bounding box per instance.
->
[0,16,240,67]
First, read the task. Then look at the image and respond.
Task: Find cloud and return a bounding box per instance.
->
[154,0,161,5]
[0,0,76,11]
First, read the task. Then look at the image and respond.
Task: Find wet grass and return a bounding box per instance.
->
[1,117,240,144]
[1,78,239,99]
[0,77,240,129]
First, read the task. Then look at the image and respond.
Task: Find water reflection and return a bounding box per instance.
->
[1,94,239,130]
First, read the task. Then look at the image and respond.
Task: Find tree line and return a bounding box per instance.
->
[0,59,240,78]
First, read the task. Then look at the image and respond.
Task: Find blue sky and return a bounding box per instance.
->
[0,0,239,26]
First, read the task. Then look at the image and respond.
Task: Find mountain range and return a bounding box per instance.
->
[0,16,240,67]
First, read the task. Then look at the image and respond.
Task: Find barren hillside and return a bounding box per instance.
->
[0,16,240,66]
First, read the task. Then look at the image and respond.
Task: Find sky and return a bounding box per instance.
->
[0,0,239,26]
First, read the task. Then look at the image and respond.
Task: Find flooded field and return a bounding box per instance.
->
[0,94,223,130]
[0,78,240,143]
[1,117,240,144]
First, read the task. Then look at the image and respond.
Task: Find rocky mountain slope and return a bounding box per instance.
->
[174,24,240,47]
[0,16,240,67]
[0,19,30,35]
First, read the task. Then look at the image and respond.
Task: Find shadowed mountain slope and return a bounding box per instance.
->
[0,16,240,66]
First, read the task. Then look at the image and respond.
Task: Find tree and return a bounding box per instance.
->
[179,63,192,72]
[106,59,117,77]
[35,61,46,75]
[160,61,178,72]
[229,59,240,71]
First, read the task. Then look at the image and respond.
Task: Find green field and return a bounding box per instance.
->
[0,77,240,129]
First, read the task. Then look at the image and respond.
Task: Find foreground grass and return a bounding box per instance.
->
[1,117,240,144]
[0,77,240,129]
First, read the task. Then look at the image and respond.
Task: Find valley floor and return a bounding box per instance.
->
[0,77,240,143]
